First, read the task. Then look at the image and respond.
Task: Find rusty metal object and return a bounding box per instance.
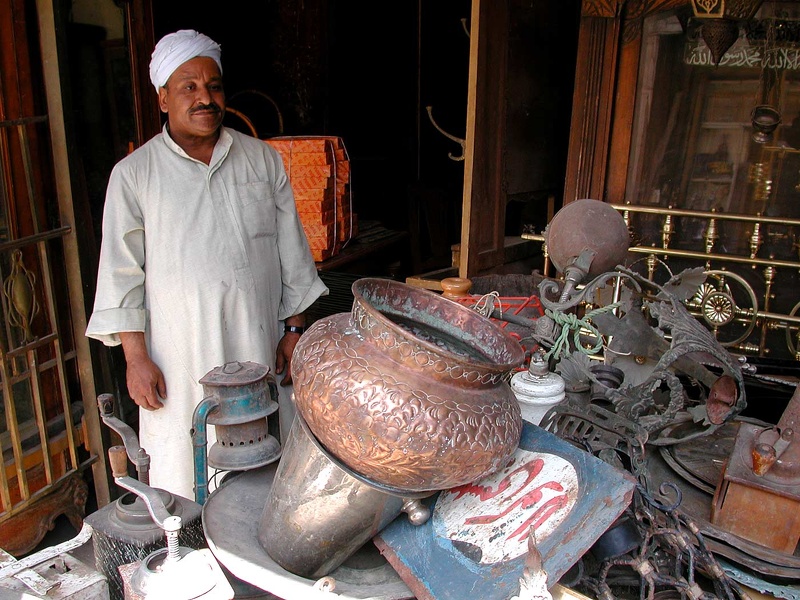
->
[711,423,800,554]
[587,266,747,437]
[711,408,800,553]
[544,199,630,280]
[192,361,281,504]
[292,278,525,493]
[707,375,739,425]
[752,441,777,476]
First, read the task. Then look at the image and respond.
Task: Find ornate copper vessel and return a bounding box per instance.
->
[292,278,525,493]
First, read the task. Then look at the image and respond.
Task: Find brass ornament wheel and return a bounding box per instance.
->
[702,290,735,326]
[786,300,800,358]
[691,270,758,347]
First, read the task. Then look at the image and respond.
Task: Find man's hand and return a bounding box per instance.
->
[120,332,167,410]
[276,315,305,386]
[275,333,300,386]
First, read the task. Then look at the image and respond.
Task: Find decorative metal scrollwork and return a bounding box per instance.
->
[3,250,39,343]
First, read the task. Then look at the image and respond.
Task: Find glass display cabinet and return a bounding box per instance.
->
[566,0,800,360]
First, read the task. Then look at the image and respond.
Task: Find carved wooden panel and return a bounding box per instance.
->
[0,473,87,556]
[582,0,623,17]
[565,15,621,202]
[582,0,688,18]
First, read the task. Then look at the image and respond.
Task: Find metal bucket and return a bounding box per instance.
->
[257,413,420,579]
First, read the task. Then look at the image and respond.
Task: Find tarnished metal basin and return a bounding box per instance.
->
[291,278,525,493]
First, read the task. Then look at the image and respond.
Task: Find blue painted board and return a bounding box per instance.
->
[375,421,637,600]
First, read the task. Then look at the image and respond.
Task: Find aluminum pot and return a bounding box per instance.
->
[257,413,412,579]
[291,277,525,493]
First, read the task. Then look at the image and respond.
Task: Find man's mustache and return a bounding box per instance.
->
[190,103,221,114]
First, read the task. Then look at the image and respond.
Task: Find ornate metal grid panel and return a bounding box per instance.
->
[0,118,89,525]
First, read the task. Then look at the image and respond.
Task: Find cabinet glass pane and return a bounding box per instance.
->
[624,2,800,359]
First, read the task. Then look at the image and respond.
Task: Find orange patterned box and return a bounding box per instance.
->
[310,247,335,262]
[306,235,336,250]
[303,222,336,239]
[267,138,330,153]
[296,197,335,214]
[267,136,344,153]
[334,161,350,181]
[278,151,330,166]
[286,165,332,178]
[290,176,332,191]
[265,135,352,261]
[337,218,357,241]
[294,188,334,201]
[298,209,335,226]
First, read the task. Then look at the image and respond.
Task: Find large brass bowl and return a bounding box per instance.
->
[291,278,525,493]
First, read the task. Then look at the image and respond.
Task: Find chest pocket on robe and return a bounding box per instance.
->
[233,181,277,239]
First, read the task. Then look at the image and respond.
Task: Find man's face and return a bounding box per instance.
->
[158,56,225,140]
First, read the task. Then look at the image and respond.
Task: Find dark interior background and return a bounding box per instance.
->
[153,1,473,276]
[66,1,580,281]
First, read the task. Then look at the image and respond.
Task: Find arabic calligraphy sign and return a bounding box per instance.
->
[375,422,637,600]
[685,39,800,69]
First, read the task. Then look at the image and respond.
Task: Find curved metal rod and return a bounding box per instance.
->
[225,107,259,138]
[228,89,285,135]
[425,106,465,161]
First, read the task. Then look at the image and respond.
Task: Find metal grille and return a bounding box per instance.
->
[0,117,92,526]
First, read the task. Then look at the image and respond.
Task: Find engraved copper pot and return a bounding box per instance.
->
[291,277,525,493]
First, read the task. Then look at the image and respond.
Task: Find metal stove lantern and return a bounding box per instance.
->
[192,361,282,504]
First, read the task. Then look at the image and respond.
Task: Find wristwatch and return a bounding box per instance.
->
[284,325,305,335]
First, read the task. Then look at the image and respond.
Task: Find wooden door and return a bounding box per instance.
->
[459,0,511,277]
[0,0,108,555]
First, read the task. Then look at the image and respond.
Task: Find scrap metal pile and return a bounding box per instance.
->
[476,199,800,600]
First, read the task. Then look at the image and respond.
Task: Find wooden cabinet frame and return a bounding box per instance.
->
[459,0,510,277]
[565,0,688,205]
[458,0,580,279]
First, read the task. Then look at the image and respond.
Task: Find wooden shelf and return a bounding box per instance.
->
[315,221,408,273]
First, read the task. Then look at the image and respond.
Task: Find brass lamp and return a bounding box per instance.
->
[691,0,765,65]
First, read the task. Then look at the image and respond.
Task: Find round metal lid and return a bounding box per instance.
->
[199,361,270,387]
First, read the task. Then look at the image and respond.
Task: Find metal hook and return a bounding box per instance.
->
[425,106,466,161]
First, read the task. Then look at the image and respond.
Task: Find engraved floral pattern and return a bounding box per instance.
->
[294,312,523,492]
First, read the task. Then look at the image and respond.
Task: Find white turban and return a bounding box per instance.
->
[149,29,222,91]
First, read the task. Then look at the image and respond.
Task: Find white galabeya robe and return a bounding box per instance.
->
[87,126,328,499]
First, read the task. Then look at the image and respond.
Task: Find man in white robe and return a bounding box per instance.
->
[86,30,328,500]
